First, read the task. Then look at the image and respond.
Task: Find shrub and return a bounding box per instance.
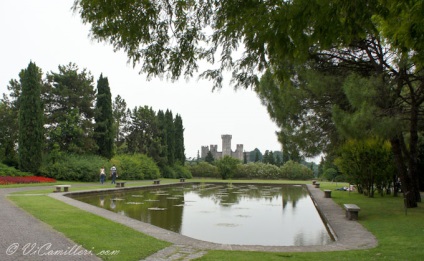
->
[215,156,240,180]
[280,160,314,180]
[0,163,30,177]
[188,162,219,178]
[173,164,192,179]
[236,162,282,179]
[41,154,108,182]
[161,165,176,178]
[111,154,160,180]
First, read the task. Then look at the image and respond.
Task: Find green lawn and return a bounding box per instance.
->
[7,179,424,260]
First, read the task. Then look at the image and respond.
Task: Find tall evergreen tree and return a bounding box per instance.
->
[112,95,128,148]
[165,110,175,165]
[44,63,96,154]
[174,114,185,165]
[94,74,114,159]
[18,62,44,173]
[156,110,168,166]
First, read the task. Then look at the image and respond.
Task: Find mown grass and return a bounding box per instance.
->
[9,195,170,261]
[7,179,424,260]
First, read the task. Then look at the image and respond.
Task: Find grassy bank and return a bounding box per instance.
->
[7,179,424,260]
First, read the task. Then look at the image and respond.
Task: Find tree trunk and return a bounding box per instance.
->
[390,136,418,208]
[408,104,422,203]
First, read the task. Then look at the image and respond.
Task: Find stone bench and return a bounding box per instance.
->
[180,178,185,182]
[115,182,126,188]
[153,180,160,185]
[54,185,71,193]
[314,183,320,188]
[344,204,361,220]
[324,190,332,198]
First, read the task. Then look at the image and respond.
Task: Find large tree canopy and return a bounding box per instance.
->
[73,0,424,207]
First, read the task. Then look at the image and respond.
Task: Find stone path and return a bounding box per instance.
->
[1,183,378,261]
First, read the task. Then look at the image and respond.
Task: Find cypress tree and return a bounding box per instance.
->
[94,74,114,159]
[165,110,175,165]
[174,114,185,165]
[18,61,44,173]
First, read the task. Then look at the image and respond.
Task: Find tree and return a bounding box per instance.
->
[94,74,114,159]
[44,63,96,154]
[205,151,214,164]
[165,110,175,165]
[156,110,168,167]
[126,106,161,160]
[18,62,44,173]
[335,138,396,197]
[74,1,424,207]
[112,95,128,148]
[0,96,19,166]
[215,155,240,180]
[174,114,185,164]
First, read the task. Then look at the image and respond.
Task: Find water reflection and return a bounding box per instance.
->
[69,183,332,246]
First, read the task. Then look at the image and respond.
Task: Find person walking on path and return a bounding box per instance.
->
[99,166,106,184]
[110,164,117,184]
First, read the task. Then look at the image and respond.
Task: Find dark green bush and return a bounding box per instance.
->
[280,160,314,180]
[173,164,192,179]
[215,156,240,180]
[111,154,160,180]
[187,162,219,178]
[41,154,108,181]
[0,163,30,177]
[161,165,176,178]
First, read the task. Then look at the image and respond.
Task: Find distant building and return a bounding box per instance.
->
[201,135,244,161]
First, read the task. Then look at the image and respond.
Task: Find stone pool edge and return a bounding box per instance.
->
[49,183,377,253]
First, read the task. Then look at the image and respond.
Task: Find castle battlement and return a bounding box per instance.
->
[201,135,243,161]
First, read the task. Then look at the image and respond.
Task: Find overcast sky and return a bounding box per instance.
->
[0,0,283,159]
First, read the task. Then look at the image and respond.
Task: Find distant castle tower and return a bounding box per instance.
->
[221,135,232,157]
[201,135,243,161]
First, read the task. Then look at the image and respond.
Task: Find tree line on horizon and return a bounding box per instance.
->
[0,61,185,175]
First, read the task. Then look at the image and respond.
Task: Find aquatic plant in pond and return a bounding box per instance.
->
[70,183,332,246]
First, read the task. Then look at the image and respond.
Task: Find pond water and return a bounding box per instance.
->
[69,183,333,246]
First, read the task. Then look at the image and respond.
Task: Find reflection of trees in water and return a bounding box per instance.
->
[190,183,308,208]
[280,186,308,209]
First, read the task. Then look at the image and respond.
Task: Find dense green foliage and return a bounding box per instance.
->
[215,156,241,180]
[18,62,44,173]
[235,162,281,180]
[0,163,30,177]
[174,114,185,165]
[112,94,128,148]
[280,161,314,180]
[172,163,192,179]
[44,63,97,154]
[1,62,186,181]
[41,154,108,181]
[94,74,114,159]
[111,154,160,180]
[188,162,219,178]
[335,139,396,197]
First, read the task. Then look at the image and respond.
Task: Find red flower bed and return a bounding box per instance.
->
[0,176,56,185]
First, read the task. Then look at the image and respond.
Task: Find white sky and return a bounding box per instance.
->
[0,0,282,159]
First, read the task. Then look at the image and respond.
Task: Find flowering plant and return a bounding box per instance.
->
[0,176,56,185]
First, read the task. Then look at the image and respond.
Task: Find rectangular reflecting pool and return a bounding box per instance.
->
[68,183,333,246]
